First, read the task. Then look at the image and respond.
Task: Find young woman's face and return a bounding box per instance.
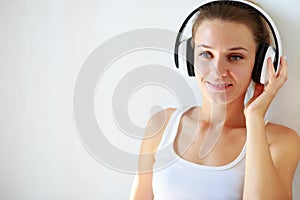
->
[193,19,256,104]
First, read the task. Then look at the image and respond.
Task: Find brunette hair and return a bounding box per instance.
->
[191,1,271,49]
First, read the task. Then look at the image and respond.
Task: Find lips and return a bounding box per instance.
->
[205,81,233,91]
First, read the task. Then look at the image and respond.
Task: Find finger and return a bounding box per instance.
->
[265,56,288,95]
[278,56,288,77]
[267,57,276,81]
[275,56,288,86]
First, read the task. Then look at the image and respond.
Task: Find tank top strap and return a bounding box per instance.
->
[156,106,193,151]
[265,119,269,125]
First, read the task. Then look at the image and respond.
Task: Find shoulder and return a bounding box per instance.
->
[147,107,177,128]
[141,107,177,153]
[266,122,300,148]
[136,107,177,173]
[266,123,300,167]
[145,107,177,138]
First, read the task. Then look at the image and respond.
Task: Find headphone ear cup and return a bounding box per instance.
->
[260,46,276,84]
[186,38,195,76]
[252,43,269,83]
[175,37,195,76]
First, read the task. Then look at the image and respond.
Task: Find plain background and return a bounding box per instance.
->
[0,0,299,199]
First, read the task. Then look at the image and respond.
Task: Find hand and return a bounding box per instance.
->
[244,56,288,118]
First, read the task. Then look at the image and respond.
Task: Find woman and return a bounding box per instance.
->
[130,1,300,199]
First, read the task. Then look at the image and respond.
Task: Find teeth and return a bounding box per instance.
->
[205,81,232,87]
[211,83,231,87]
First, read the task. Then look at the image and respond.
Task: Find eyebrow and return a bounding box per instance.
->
[196,44,249,52]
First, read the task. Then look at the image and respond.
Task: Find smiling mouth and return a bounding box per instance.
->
[205,81,233,90]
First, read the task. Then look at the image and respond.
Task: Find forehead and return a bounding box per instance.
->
[194,19,256,49]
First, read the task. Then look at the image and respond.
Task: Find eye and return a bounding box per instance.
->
[230,54,243,61]
[198,51,212,59]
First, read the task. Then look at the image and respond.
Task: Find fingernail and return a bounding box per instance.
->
[284,56,288,61]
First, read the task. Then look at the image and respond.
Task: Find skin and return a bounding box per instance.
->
[130,20,300,200]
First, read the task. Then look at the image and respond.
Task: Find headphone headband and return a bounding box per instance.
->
[174,0,282,77]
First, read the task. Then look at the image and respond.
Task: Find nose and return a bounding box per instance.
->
[213,56,228,77]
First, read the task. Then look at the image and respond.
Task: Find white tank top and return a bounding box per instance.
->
[152,107,246,200]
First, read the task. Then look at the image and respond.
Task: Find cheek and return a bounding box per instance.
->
[235,58,255,80]
[195,71,207,91]
[195,70,204,85]
[194,60,212,77]
[236,68,252,79]
[233,65,254,90]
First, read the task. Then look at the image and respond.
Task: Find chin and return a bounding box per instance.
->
[202,89,245,105]
[207,96,230,105]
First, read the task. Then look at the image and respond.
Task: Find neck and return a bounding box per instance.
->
[200,97,246,128]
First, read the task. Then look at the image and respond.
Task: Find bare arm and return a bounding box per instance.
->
[244,116,300,200]
[243,57,300,199]
[129,108,176,200]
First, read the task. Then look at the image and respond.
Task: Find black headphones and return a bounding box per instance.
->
[174,0,282,84]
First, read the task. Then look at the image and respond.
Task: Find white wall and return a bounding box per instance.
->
[0,0,299,199]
